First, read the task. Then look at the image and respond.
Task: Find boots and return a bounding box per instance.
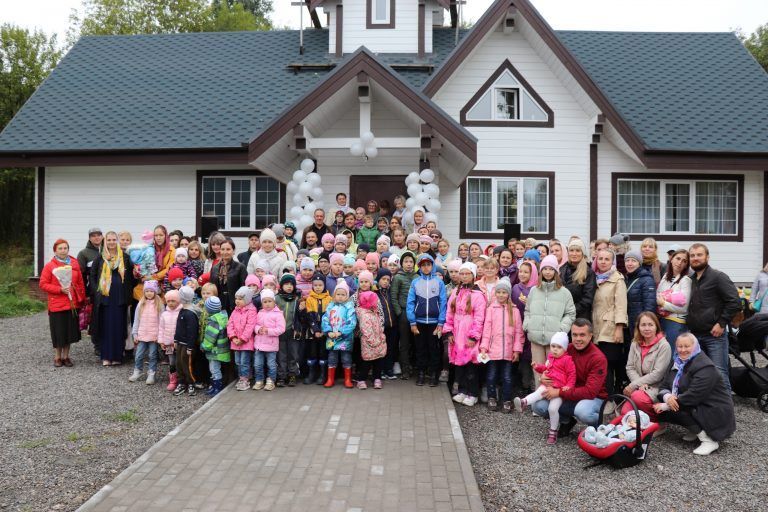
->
[343,368,354,388]
[416,370,425,386]
[693,431,719,455]
[324,367,336,388]
[206,379,223,396]
[304,362,316,385]
[166,372,178,392]
[316,363,327,385]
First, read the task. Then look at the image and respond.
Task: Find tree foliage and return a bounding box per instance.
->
[739,23,768,72]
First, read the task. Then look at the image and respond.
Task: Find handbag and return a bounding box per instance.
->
[753,289,766,312]
[78,300,93,331]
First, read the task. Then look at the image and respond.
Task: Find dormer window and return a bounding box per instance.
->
[367,0,395,29]
[496,88,518,120]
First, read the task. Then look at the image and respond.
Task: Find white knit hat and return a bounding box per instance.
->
[550,332,569,350]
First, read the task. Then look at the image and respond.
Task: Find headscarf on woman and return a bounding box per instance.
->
[671,336,702,395]
[98,232,125,296]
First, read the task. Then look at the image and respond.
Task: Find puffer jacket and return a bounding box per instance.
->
[443,286,487,366]
[391,269,418,317]
[227,303,258,351]
[592,270,628,344]
[559,262,597,321]
[201,311,230,362]
[523,281,576,346]
[625,334,672,402]
[157,304,183,352]
[625,267,657,334]
[322,301,357,351]
[132,300,161,342]
[480,300,524,361]
[533,353,577,390]
[406,259,448,326]
[253,306,286,352]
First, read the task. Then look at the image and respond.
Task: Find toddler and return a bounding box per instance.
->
[158,289,182,391]
[245,274,262,309]
[200,297,230,396]
[228,286,258,391]
[129,280,163,385]
[165,267,185,293]
[322,280,357,388]
[252,289,286,391]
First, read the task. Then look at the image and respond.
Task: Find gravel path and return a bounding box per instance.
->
[0,313,209,512]
[456,380,768,512]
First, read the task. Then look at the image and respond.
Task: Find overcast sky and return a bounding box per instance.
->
[1,0,766,44]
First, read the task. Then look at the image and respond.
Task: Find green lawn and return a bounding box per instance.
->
[0,247,46,318]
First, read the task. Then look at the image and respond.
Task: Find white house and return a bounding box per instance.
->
[1,0,767,282]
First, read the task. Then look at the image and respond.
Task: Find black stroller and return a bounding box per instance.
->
[729,313,768,412]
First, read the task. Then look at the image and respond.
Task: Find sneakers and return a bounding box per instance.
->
[393,362,402,375]
[462,396,478,407]
[452,393,467,404]
[502,401,513,413]
[513,397,526,412]
[173,383,186,396]
[235,378,250,391]
[128,368,142,382]
[187,384,196,396]
[145,371,156,385]
[383,372,397,380]
[488,398,498,411]
[253,380,265,390]
[546,428,558,445]
[373,379,382,389]
[692,431,719,456]
[287,375,297,387]
[275,379,286,388]
[439,370,449,382]
[357,380,368,390]
[265,378,276,391]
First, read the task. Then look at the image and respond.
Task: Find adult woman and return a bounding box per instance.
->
[91,231,135,366]
[179,236,192,248]
[640,237,664,286]
[624,250,656,336]
[535,243,549,259]
[591,238,609,272]
[657,249,692,351]
[559,239,596,321]
[654,333,735,455]
[204,231,225,273]
[168,230,183,249]
[366,199,380,223]
[750,262,768,313]
[468,242,482,261]
[621,312,672,422]
[523,255,576,386]
[134,225,175,298]
[210,238,247,314]
[457,243,470,263]
[388,216,401,233]
[549,241,566,268]
[248,228,287,277]
[592,248,628,395]
[39,239,87,367]
[117,231,132,251]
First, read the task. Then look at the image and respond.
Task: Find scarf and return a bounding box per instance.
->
[154,227,170,269]
[596,269,614,285]
[307,289,331,314]
[218,259,231,286]
[98,245,125,297]
[499,263,517,279]
[642,255,658,267]
[54,255,71,264]
[671,341,701,395]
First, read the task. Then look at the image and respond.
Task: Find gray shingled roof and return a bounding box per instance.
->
[556,30,768,153]
[0,28,466,152]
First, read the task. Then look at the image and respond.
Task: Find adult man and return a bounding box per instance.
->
[532,319,608,436]
[687,243,741,393]
[237,231,260,266]
[301,208,330,248]
[77,227,103,354]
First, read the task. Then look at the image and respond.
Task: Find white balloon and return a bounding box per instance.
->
[404,175,417,186]
[293,192,305,205]
[298,181,313,195]
[290,206,303,219]
[293,170,307,183]
[414,192,428,206]
[315,199,325,209]
[405,197,416,209]
[419,168,435,183]
[407,171,420,184]
[427,198,442,213]
[364,146,378,159]
[402,210,413,227]
[361,131,375,146]
[307,173,321,187]
[300,158,315,173]
[311,187,324,201]
[304,202,316,213]
[424,183,440,198]
[350,142,364,157]
[407,183,421,197]
[300,214,313,227]
[424,212,438,224]
[287,181,298,194]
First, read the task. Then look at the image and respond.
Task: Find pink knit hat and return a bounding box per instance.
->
[365,252,380,264]
[335,234,348,246]
[261,275,277,287]
[245,274,261,287]
[358,270,374,283]
[335,280,350,294]
[321,233,336,244]
[353,259,367,271]
[540,254,560,271]
[447,259,463,272]
[330,253,344,265]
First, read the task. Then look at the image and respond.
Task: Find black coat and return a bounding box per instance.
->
[687,265,742,336]
[625,267,656,334]
[210,259,247,314]
[559,263,596,321]
[175,308,200,347]
[89,253,135,338]
[658,352,736,441]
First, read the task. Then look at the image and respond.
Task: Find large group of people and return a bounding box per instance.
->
[39,191,747,456]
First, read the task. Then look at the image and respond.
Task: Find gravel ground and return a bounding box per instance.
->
[0,313,209,512]
[456,369,768,512]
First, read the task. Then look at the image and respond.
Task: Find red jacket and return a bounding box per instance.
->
[559,342,608,402]
[39,257,87,313]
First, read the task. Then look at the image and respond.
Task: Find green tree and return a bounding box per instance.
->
[213,0,272,28]
[212,2,270,32]
[740,23,768,72]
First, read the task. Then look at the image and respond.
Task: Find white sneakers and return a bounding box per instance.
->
[452,393,466,404]
[128,369,142,382]
[462,396,478,407]
[146,371,156,385]
[264,378,276,391]
[693,431,719,455]
[392,362,402,375]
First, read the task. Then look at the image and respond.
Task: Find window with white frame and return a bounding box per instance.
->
[466,176,549,233]
[372,0,390,24]
[617,178,738,235]
[465,69,549,123]
[202,175,280,231]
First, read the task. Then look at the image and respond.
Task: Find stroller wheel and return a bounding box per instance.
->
[758,392,768,413]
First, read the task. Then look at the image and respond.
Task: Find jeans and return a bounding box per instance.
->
[486,360,515,402]
[234,350,254,379]
[697,332,731,393]
[661,319,688,357]
[134,341,158,372]
[532,397,604,428]
[209,360,222,381]
[327,350,353,369]
[254,350,277,382]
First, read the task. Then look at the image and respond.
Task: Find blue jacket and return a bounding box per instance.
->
[406,259,448,326]
[625,267,656,334]
[321,300,357,351]
[325,274,357,296]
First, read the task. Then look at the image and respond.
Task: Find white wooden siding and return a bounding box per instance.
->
[336,0,420,54]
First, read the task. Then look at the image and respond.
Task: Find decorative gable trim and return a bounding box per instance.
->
[367,0,396,29]
[459,59,554,128]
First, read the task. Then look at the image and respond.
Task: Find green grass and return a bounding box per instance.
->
[66,432,82,442]
[0,245,46,318]
[107,409,140,423]
[20,438,52,449]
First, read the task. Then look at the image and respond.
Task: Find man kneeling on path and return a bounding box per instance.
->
[531,318,608,436]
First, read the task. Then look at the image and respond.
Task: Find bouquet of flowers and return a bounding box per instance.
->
[127,230,157,278]
[51,265,76,313]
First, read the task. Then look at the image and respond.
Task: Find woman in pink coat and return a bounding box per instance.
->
[444,262,487,407]
[228,286,259,391]
[480,277,524,412]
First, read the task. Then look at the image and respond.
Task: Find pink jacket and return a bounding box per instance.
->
[475,277,499,303]
[133,301,161,342]
[534,353,577,389]
[479,301,524,361]
[444,286,487,366]
[253,306,286,352]
[157,304,182,353]
[227,303,258,351]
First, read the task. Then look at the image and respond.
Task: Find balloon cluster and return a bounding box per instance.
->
[286,159,325,233]
[402,168,441,228]
[350,131,378,159]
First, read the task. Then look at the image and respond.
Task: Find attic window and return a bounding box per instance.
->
[460,60,554,127]
[367,0,395,28]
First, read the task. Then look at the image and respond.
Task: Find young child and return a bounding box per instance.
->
[193,282,218,388]
[296,258,315,298]
[317,254,331,276]
[387,253,400,276]
[129,280,163,385]
[376,217,390,236]
[334,234,349,255]
[354,207,366,229]
[356,243,371,261]
[365,252,380,275]
[405,233,420,254]
[514,332,577,444]
[252,289,286,391]
[376,235,390,255]
[284,221,298,246]
[480,277,524,412]
[476,258,501,302]
[252,260,268,282]
[200,297,229,396]
[158,289,182,391]
[331,210,345,234]
[356,215,379,246]
[391,251,418,379]
[228,286,258,391]
[326,253,356,295]
[302,272,332,385]
[321,233,336,254]
[245,274,262,310]
[322,280,357,388]
[164,267,185,293]
[390,228,406,255]
[445,262,487,406]
[342,254,356,278]
[583,410,651,448]
[172,248,198,279]
[261,275,277,294]
[375,268,398,380]
[445,259,462,296]
[275,274,301,387]
[174,286,202,396]
[356,290,387,389]
[511,261,538,394]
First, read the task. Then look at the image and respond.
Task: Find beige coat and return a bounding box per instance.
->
[626,337,672,401]
[592,270,628,343]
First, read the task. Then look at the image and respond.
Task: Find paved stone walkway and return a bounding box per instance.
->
[78,380,484,512]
